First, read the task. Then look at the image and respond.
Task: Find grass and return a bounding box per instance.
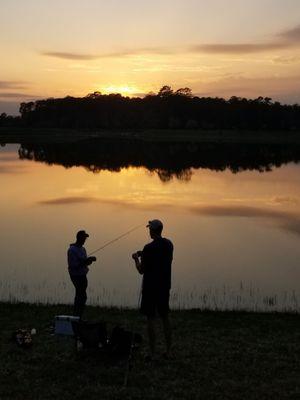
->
[1,127,300,144]
[0,302,300,400]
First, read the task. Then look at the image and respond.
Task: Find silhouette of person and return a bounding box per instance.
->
[67,230,96,318]
[132,219,173,360]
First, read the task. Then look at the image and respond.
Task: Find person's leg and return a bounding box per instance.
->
[140,290,156,358]
[162,315,172,357]
[147,317,156,358]
[70,275,80,316]
[158,290,172,357]
[77,275,87,318]
[71,275,87,318]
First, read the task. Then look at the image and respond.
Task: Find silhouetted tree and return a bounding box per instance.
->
[1,85,300,131]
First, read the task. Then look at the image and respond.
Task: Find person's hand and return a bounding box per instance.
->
[87,256,97,265]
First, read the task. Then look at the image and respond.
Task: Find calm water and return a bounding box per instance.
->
[1,142,300,311]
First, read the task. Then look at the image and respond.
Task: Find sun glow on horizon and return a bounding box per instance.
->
[100,85,143,97]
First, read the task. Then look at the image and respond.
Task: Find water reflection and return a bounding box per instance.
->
[1,142,300,310]
[18,138,300,181]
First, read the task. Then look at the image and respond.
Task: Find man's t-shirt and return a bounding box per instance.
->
[141,237,173,293]
[67,244,89,276]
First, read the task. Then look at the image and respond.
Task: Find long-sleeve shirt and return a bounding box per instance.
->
[67,244,89,276]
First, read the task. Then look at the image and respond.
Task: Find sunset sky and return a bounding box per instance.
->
[1,0,300,114]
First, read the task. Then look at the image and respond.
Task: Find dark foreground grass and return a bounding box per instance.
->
[0,303,299,400]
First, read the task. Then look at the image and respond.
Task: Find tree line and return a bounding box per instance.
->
[18,138,300,181]
[1,86,300,130]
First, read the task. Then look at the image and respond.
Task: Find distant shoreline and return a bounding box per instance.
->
[1,127,300,144]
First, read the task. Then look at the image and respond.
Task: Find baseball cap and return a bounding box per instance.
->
[76,230,89,239]
[147,219,163,230]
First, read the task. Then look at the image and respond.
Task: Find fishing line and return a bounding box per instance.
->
[88,223,145,256]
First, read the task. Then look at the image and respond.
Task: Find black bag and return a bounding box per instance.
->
[109,326,142,356]
[72,321,107,349]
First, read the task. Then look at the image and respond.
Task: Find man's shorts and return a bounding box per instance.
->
[140,289,170,318]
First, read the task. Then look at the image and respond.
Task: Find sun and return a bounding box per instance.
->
[101,85,139,97]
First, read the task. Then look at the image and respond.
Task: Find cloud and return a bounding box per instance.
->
[279,24,300,42]
[189,205,286,218]
[40,23,300,61]
[0,154,18,162]
[0,165,28,174]
[41,47,176,60]
[272,55,300,64]
[0,92,38,99]
[194,24,300,55]
[38,196,149,207]
[271,196,299,205]
[41,52,100,60]
[37,195,173,210]
[192,43,288,54]
[42,44,286,59]
[189,204,300,237]
[0,81,28,89]
[37,196,300,237]
[193,74,300,102]
[38,196,99,205]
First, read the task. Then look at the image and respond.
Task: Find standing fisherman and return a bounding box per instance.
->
[67,230,96,318]
[132,219,173,360]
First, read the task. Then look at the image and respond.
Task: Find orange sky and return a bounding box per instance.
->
[1,0,300,114]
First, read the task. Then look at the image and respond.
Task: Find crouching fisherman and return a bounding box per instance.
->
[67,230,97,318]
[132,219,173,361]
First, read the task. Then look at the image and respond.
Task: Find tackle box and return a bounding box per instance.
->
[54,315,80,336]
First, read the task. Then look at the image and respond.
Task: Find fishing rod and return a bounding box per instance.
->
[88,223,145,256]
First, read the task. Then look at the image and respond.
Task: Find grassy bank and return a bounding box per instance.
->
[0,303,299,400]
[1,127,300,144]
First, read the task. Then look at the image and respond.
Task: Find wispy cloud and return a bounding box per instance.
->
[0,154,18,162]
[191,43,289,54]
[38,196,157,207]
[0,165,28,174]
[192,24,300,55]
[37,196,300,236]
[41,47,176,60]
[38,196,99,205]
[271,196,300,205]
[0,92,38,99]
[0,81,28,90]
[189,204,300,237]
[272,55,300,65]
[189,205,287,218]
[278,24,300,42]
[194,73,300,100]
[40,24,300,60]
[41,52,100,60]
[37,196,173,211]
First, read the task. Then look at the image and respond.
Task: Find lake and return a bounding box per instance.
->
[1,139,300,311]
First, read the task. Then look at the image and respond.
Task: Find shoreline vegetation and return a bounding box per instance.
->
[1,86,300,141]
[0,302,299,400]
[6,132,300,180]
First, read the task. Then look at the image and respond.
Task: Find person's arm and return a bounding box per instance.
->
[78,248,97,266]
[85,256,97,266]
[132,251,144,274]
[68,247,96,271]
